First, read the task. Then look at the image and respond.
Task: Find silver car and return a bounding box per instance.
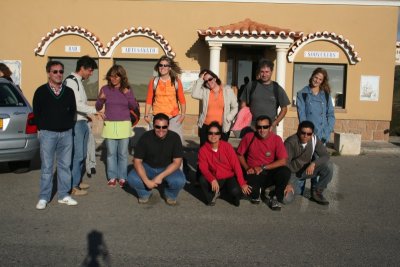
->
[0,77,39,172]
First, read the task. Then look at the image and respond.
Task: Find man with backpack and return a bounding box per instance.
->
[240,59,290,129]
[64,56,102,196]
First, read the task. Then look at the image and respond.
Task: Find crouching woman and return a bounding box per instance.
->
[198,121,251,206]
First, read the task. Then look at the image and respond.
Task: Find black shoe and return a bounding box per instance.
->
[91,167,96,175]
[250,198,261,205]
[311,190,329,205]
[233,197,240,207]
[209,191,220,206]
[269,196,281,211]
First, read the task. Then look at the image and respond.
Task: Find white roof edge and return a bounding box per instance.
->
[152,0,400,6]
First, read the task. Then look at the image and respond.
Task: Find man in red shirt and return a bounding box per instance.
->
[237,115,291,211]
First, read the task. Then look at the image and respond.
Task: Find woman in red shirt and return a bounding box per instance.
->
[198,121,251,206]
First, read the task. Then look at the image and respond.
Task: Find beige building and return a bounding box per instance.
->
[1,0,399,141]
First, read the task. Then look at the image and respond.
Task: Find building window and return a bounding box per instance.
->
[114,59,158,102]
[49,57,99,100]
[293,63,347,108]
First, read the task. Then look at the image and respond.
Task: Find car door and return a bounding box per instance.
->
[0,81,31,150]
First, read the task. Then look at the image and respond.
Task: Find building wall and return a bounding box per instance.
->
[0,0,398,141]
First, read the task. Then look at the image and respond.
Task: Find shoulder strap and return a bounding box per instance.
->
[272,81,279,109]
[302,92,307,102]
[63,75,79,91]
[311,134,317,159]
[324,91,330,106]
[152,76,179,104]
[249,81,258,105]
[244,132,257,156]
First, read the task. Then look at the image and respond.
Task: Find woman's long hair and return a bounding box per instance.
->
[153,55,182,84]
[105,65,131,92]
[309,67,331,94]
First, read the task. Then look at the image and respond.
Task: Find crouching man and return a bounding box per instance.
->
[284,121,333,205]
[126,113,186,206]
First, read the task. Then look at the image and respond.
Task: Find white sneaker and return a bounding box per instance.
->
[36,199,47,210]
[58,196,78,206]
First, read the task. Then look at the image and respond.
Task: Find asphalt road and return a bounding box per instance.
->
[0,148,399,266]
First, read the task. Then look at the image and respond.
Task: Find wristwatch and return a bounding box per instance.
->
[262,164,267,171]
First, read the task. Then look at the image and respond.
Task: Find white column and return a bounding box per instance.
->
[209,42,222,76]
[275,46,289,138]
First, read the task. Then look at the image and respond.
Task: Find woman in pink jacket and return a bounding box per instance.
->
[198,121,251,206]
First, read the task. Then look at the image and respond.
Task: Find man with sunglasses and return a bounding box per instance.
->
[284,121,333,205]
[33,61,77,209]
[126,113,186,206]
[237,115,291,211]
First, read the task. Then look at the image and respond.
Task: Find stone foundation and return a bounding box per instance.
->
[283,117,390,142]
[90,110,390,142]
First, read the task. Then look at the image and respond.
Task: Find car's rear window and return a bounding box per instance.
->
[0,83,26,107]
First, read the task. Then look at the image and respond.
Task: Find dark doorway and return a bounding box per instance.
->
[226,46,265,88]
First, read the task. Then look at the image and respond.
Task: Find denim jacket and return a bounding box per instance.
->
[296,86,335,143]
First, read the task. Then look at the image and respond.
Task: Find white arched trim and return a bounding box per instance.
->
[103,27,175,58]
[287,31,361,64]
[34,26,104,57]
[34,25,176,58]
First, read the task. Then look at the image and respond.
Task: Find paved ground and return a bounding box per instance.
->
[0,137,399,266]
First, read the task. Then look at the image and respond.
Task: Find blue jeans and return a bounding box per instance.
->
[127,163,186,200]
[71,121,89,188]
[105,138,129,180]
[38,129,73,201]
[285,161,333,204]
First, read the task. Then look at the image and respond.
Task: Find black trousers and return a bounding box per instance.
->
[245,166,291,202]
[199,175,241,205]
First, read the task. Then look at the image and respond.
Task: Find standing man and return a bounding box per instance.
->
[237,115,291,211]
[126,113,186,206]
[240,60,290,129]
[284,121,333,205]
[33,61,78,209]
[64,55,99,196]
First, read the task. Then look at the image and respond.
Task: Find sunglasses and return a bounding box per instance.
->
[300,131,313,136]
[256,125,270,130]
[51,70,64,74]
[206,77,214,82]
[207,131,221,136]
[154,125,168,129]
[158,64,170,68]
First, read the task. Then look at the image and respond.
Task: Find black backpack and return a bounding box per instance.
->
[129,98,141,127]
[249,80,280,109]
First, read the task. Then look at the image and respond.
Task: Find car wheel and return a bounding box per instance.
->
[8,160,31,173]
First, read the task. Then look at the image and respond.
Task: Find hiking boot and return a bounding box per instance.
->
[209,191,220,206]
[138,197,150,204]
[311,189,329,205]
[79,183,90,190]
[71,187,88,196]
[36,199,47,210]
[268,196,281,211]
[165,198,177,206]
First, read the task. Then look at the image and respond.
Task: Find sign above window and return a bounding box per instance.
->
[304,51,339,59]
[65,46,81,53]
[121,47,159,54]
